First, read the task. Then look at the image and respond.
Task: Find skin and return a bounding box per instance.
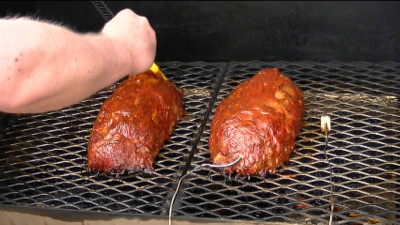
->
[0,9,156,114]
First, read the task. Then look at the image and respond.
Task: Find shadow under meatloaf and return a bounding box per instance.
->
[87,71,185,173]
[209,68,305,176]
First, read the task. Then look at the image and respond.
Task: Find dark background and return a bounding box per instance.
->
[1,1,399,62]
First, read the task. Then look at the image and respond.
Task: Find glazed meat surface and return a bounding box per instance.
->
[209,68,305,176]
[88,72,184,172]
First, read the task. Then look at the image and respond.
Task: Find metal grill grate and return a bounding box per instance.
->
[0,62,225,214]
[172,61,400,224]
[0,61,399,224]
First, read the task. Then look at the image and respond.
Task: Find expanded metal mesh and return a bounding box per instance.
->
[172,61,400,225]
[0,62,225,214]
[0,61,399,224]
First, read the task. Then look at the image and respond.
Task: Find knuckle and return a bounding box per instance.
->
[122,8,134,15]
[140,16,150,24]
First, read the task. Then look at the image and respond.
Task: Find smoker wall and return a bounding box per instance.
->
[1,1,400,62]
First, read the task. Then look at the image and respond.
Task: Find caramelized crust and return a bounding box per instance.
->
[209,68,305,176]
[88,72,184,172]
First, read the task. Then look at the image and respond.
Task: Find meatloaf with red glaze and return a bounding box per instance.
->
[88,71,184,172]
[209,68,305,176]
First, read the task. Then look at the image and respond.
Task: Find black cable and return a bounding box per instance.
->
[91,1,114,22]
[181,62,229,176]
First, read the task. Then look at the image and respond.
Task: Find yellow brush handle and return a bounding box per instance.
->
[150,63,167,80]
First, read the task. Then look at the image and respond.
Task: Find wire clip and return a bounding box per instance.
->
[320,109,333,225]
[321,114,331,133]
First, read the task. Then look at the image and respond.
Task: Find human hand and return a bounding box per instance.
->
[101,9,156,75]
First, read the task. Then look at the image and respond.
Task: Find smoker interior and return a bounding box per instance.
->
[0,61,399,224]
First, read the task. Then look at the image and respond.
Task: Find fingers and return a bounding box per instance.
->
[102,8,157,74]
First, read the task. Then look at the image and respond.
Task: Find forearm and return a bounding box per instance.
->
[0,16,148,114]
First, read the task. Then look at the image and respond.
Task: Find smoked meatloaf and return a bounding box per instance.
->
[87,71,184,173]
[209,68,305,176]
